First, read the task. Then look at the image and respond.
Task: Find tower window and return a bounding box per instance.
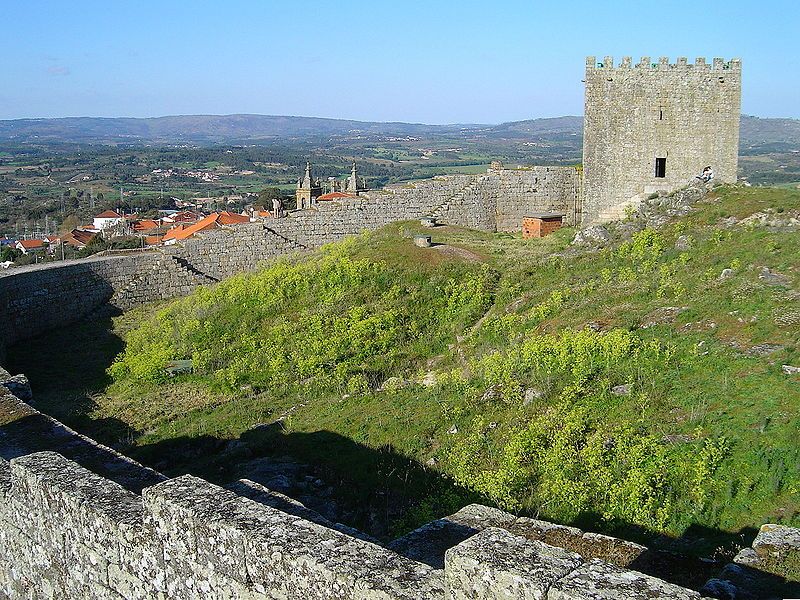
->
[655,157,667,178]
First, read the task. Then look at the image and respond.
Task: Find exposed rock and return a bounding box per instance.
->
[481,386,500,402]
[445,527,583,600]
[675,235,692,250]
[782,365,800,375]
[524,388,544,404]
[746,343,784,357]
[572,225,611,247]
[611,384,631,396]
[707,561,800,600]
[699,577,742,600]
[738,209,800,230]
[752,523,800,560]
[549,559,702,599]
[733,547,760,567]
[719,268,735,280]
[758,267,791,287]
[719,216,740,228]
[421,371,437,387]
[0,374,32,402]
[447,425,459,435]
[641,306,688,328]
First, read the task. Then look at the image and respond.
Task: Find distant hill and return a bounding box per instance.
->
[0,114,461,144]
[739,115,800,146]
[0,113,796,146]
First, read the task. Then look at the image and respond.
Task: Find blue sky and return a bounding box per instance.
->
[1,0,797,123]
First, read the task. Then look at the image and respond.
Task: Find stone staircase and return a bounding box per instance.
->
[109,251,218,310]
[427,178,480,222]
[170,255,219,283]
[263,224,308,250]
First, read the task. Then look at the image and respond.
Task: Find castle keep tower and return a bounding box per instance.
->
[582,56,741,223]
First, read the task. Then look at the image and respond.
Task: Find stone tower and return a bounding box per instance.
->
[345,162,368,195]
[582,56,741,223]
[296,161,322,210]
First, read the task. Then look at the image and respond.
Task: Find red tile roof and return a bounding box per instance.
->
[172,214,219,240]
[217,211,250,225]
[18,239,45,249]
[95,210,123,219]
[317,192,357,201]
[168,211,203,223]
[133,219,160,232]
[162,224,186,241]
[63,229,97,247]
[164,211,250,242]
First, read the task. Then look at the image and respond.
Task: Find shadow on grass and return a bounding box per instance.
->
[129,421,478,541]
[125,421,794,593]
[5,308,124,429]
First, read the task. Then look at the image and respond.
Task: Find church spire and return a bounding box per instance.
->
[302,161,313,189]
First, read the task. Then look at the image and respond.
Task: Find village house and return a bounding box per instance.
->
[62,228,98,249]
[163,211,250,245]
[15,239,46,254]
[92,209,125,231]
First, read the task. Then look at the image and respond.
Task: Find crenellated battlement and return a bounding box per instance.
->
[586,55,741,71]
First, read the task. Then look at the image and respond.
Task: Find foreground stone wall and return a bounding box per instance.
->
[1,360,798,598]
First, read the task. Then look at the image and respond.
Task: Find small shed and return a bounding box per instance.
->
[522,213,565,239]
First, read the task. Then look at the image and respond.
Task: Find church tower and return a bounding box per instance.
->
[296,161,322,210]
[345,162,368,195]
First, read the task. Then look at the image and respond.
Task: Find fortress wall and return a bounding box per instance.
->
[493,166,582,230]
[0,168,580,361]
[0,377,795,597]
[0,449,717,599]
[0,254,158,361]
[0,450,445,599]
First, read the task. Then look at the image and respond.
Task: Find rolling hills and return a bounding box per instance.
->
[0,113,797,147]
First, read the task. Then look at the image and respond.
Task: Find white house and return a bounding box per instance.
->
[92,210,124,231]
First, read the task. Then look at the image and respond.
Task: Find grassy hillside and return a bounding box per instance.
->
[15,184,799,550]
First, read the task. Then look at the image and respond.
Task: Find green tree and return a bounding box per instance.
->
[256,187,283,209]
[0,246,21,262]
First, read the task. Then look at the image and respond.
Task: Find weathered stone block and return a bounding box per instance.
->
[445,527,582,599]
[547,559,701,599]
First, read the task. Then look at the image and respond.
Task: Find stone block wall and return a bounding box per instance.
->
[582,56,741,222]
[0,254,158,362]
[0,451,710,599]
